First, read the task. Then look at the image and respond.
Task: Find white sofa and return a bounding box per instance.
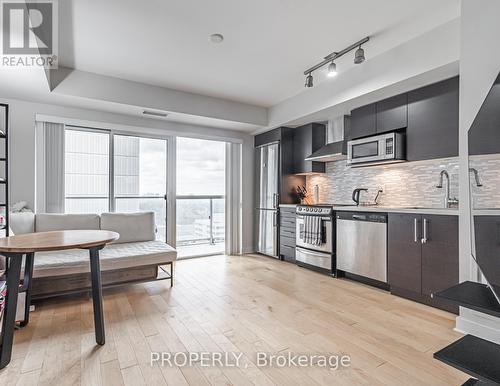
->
[8,212,177,298]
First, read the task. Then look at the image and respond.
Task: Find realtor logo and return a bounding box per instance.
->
[1,0,58,68]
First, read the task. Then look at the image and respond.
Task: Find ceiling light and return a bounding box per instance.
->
[327,61,337,77]
[303,36,369,87]
[209,33,224,43]
[305,73,313,88]
[354,46,365,64]
[143,110,168,118]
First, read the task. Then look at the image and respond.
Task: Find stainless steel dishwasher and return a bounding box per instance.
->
[336,211,387,283]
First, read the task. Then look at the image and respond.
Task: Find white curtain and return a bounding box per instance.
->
[44,122,65,213]
[225,142,242,255]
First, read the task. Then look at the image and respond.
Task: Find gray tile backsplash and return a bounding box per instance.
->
[307,157,460,208]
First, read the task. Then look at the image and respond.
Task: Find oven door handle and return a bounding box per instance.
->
[296,215,331,221]
[296,247,331,258]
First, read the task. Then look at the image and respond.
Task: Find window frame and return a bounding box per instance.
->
[64,126,171,240]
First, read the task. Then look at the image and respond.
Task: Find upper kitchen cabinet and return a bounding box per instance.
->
[376,93,408,134]
[406,76,459,161]
[468,72,500,156]
[349,103,376,140]
[254,127,282,147]
[293,123,325,174]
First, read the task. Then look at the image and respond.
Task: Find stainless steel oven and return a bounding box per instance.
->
[295,205,333,273]
[347,132,405,167]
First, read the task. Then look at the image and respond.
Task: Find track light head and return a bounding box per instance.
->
[354,46,365,64]
[327,61,337,77]
[305,73,313,88]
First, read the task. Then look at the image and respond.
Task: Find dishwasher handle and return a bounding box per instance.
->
[337,211,387,223]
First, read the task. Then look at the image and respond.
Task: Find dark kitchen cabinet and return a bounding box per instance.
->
[407,76,459,161]
[421,215,459,298]
[376,93,408,134]
[293,123,325,174]
[349,103,376,140]
[388,213,422,294]
[388,213,459,313]
[254,127,281,147]
[468,73,500,156]
[279,206,296,262]
[473,216,500,290]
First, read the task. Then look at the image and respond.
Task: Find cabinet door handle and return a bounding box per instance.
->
[273,193,279,209]
[421,218,428,244]
[273,212,277,227]
[414,218,419,243]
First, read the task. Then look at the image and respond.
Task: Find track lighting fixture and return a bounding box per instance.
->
[354,45,365,64]
[303,36,369,87]
[327,61,337,77]
[305,73,313,88]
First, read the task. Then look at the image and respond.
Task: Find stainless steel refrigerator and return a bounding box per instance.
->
[255,142,279,258]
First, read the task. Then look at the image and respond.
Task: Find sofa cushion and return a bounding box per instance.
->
[9,212,35,235]
[100,212,155,244]
[29,240,177,278]
[35,213,100,232]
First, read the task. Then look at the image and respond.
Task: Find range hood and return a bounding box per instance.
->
[305,116,349,162]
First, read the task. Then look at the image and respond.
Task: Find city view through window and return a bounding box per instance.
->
[176,137,226,257]
[64,130,226,256]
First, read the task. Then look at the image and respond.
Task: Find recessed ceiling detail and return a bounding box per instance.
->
[55,0,460,107]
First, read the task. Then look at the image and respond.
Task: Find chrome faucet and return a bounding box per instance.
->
[436,170,459,208]
[469,167,483,187]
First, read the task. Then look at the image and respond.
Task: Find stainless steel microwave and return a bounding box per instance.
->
[347,132,405,167]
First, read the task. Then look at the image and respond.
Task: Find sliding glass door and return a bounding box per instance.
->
[176,137,226,258]
[62,127,235,253]
[64,128,168,241]
[114,135,168,241]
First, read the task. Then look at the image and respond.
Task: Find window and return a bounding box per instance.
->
[65,129,110,213]
[64,130,168,240]
[176,137,226,257]
[114,135,167,241]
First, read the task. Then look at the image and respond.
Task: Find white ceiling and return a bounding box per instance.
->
[59,0,460,108]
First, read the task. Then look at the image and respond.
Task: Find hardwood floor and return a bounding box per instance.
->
[1,254,468,385]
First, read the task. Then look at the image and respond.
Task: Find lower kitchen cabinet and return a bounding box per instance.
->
[387,214,422,294]
[388,213,459,313]
[473,215,500,290]
[279,207,296,262]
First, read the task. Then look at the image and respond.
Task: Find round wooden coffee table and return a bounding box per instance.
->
[0,230,119,369]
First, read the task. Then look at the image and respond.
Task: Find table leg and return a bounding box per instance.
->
[0,253,23,369]
[89,246,105,345]
[19,252,34,327]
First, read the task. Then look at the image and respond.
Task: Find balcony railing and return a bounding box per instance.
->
[176,195,225,247]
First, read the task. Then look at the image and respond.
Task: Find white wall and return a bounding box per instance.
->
[456,0,500,343]
[0,96,255,254]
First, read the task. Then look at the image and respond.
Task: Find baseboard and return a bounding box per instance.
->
[241,247,255,255]
[455,307,500,345]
